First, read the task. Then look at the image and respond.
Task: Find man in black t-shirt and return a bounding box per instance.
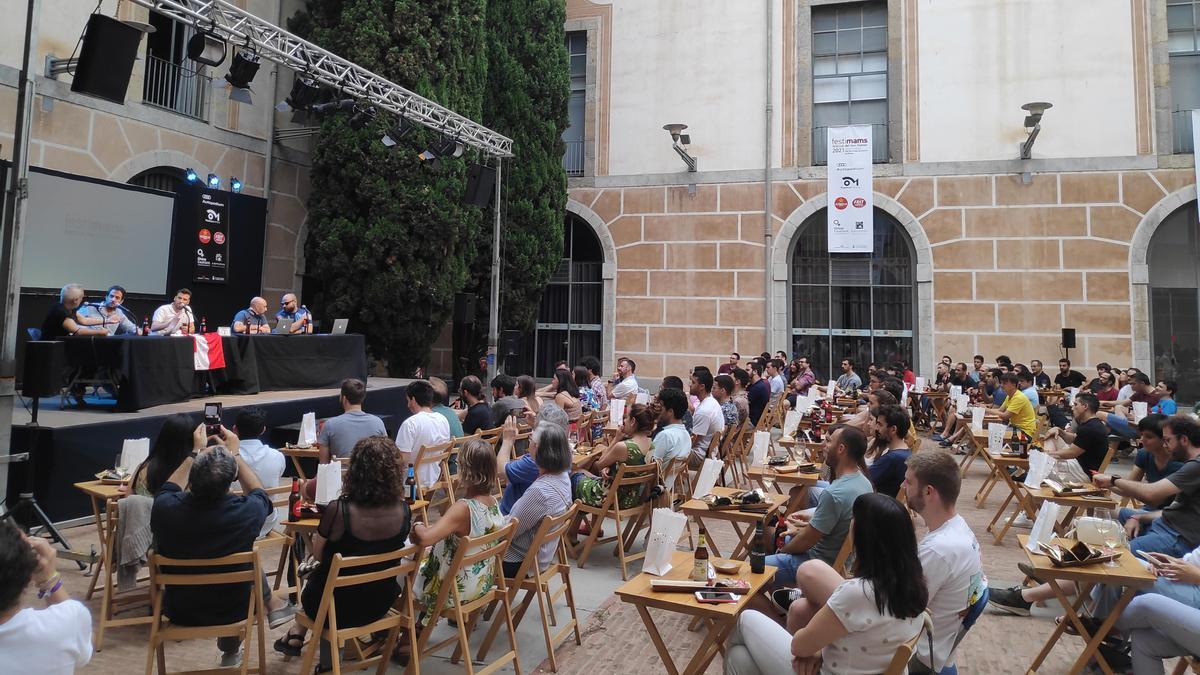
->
[1030,359,1052,389]
[1053,358,1086,389]
[1042,392,1109,473]
[39,283,107,340]
[457,375,493,435]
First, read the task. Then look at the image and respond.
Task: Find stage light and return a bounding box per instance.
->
[186,31,227,67]
[381,117,413,147]
[349,104,377,130]
[207,173,221,188]
[224,48,260,104]
[230,177,243,193]
[418,134,465,163]
[276,75,321,123]
[185,168,199,183]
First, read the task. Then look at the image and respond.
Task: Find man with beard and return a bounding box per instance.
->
[867,404,912,498]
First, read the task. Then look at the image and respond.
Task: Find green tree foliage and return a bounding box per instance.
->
[291,0,487,374]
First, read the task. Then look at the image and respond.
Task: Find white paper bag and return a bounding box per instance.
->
[1132,401,1148,423]
[949,385,962,401]
[750,431,771,467]
[299,412,317,447]
[119,438,150,471]
[691,458,722,500]
[971,407,985,431]
[956,394,970,411]
[826,380,837,399]
[1057,458,1091,484]
[635,392,650,405]
[1024,449,1050,488]
[609,399,625,425]
[315,462,343,505]
[643,508,688,576]
[1068,387,1079,405]
[1026,500,1063,552]
[915,376,927,391]
[795,396,811,414]
[782,410,802,438]
[987,423,1006,455]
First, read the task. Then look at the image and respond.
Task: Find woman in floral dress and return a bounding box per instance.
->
[574,401,659,509]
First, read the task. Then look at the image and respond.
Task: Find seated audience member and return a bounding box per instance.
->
[0,521,93,672]
[1054,358,1087,390]
[1086,362,1113,391]
[867,405,912,498]
[609,357,640,401]
[1089,369,1120,401]
[1154,380,1179,416]
[790,356,817,398]
[1041,392,1110,474]
[1030,359,1051,389]
[1116,593,1200,674]
[151,288,195,336]
[713,374,740,429]
[574,402,656,509]
[747,361,771,426]
[969,354,986,383]
[233,406,286,536]
[1107,372,1162,440]
[1123,414,1186,513]
[412,440,504,625]
[844,389,897,434]
[273,437,413,664]
[995,373,1037,438]
[903,451,986,675]
[318,378,386,463]
[489,374,526,428]
[730,368,751,425]
[150,435,293,665]
[129,414,201,497]
[457,375,492,435]
[725,493,926,675]
[651,387,692,466]
[517,374,542,416]
[274,292,313,334]
[1117,367,1140,401]
[77,285,137,335]
[428,377,465,439]
[689,368,725,469]
[765,426,873,606]
[497,404,570,514]
[835,358,862,394]
[232,297,271,334]
[1018,371,1040,406]
[579,356,609,411]
[502,424,572,578]
[766,359,786,400]
[718,352,740,375]
[656,376,694,431]
[394,380,451,489]
[574,366,599,414]
[40,283,108,340]
[550,370,582,423]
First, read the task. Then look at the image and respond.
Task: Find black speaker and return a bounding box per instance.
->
[454,292,476,324]
[71,14,144,104]
[1061,328,1076,349]
[21,341,66,398]
[463,163,497,208]
[501,329,522,357]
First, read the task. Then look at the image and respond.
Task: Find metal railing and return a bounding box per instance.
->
[563,139,585,176]
[1173,109,1195,154]
[143,54,211,122]
[812,123,889,165]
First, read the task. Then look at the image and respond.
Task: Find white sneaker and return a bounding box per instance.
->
[219,648,242,668]
[1012,513,1033,529]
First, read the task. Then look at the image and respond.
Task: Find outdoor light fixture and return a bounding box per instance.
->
[418,134,465,163]
[349,104,377,130]
[663,123,698,172]
[207,173,221,188]
[230,177,243,193]
[186,30,227,67]
[1019,101,1052,160]
[185,168,199,183]
[276,76,322,123]
[223,48,261,104]
[381,117,414,147]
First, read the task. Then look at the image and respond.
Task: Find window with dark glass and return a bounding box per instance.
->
[1149,201,1200,404]
[563,31,587,176]
[143,12,211,121]
[128,167,184,193]
[811,2,888,165]
[790,208,915,379]
[1169,1,1200,152]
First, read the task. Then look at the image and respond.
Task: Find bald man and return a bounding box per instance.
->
[274,292,313,334]
[233,297,270,334]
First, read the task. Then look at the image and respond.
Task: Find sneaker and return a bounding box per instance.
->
[1012,513,1033,529]
[1017,561,1042,583]
[987,586,1032,616]
[1096,640,1131,671]
[268,602,298,629]
[939,440,952,448]
[931,434,945,442]
[219,648,243,668]
[770,588,803,614]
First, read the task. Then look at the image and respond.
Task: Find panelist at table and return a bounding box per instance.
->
[151,288,196,336]
[40,283,109,339]
[274,292,313,334]
[77,285,137,335]
[232,297,270,334]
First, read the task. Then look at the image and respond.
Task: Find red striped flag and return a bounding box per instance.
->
[193,334,226,371]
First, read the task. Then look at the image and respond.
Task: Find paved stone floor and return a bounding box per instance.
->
[23,433,1171,674]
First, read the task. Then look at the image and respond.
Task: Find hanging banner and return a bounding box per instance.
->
[1192,110,1200,224]
[194,190,230,283]
[826,125,874,253]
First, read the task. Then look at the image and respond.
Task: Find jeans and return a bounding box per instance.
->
[1107,413,1136,440]
[1129,519,1192,558]
[1091,570,1200,621]
[724,610,795,675]
[1115,593,1200,675]
[764,548,812,587]
[805,480,830,509]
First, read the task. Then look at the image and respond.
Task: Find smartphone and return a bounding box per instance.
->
[694,591,737,604]
[204,402,223,437]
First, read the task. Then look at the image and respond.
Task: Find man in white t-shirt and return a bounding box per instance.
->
[151,288,196,335]
[903,451,987,675]
[0,522,93,674]
[395,380,451,488]
[609,357,640,400]
[233,406,287,537]
[688,367,725,469]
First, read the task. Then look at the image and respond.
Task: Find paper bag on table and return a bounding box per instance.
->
[119,438,150,472]
[750,431,771,467]
[826,380,837,399]
[915,376,926,391]
[782,410,802,438]
[315,462,342,505]
[1068,387,1079,405]
[970,407,985,431]
[1026,500,1063,552]
[299,412,318,447]
[643,508,688,576]
[608,399,625,425]
[635,392,650,405]
[949,385,962,401]
[691,458,722,500]
[1132,401,1148,423]
[987,423,1006,455]
[956,394,970,411]
[1024,449,1050,488]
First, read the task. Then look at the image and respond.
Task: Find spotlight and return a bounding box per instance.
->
[349,104,377,130]
[223,48,261,104]
[185,168,199,183]
[276,75,322,122]
[310,98,355,115]
[381,117,414,147]
[186,30,227,67]
[435,135,465,159]
[207,173,221,188]
[230,177,243,193]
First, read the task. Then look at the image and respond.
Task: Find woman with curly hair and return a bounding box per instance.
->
[274,436,412,662]
[574,401,658,509]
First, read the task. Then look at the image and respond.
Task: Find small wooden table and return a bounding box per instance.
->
[1019,535,1156,675]
[571,447,605,470]
[984,455,1034,544]
[281,446,321,479]
[745,464,823,514]
[680,487,787,560]
[74,480,152,650]
[615,550,775,675]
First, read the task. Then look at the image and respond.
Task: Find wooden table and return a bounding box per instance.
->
[745,464,823,514]
[614,550,775,675]
[1019,535,1156,674]
[961,423,1008,477]
[281,445,321,478]
[571,447,605,470]
[984,455,1034,544]
[680,486,787,560]
[74,480,152,650]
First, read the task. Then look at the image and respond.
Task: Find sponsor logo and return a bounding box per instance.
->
[196,248,206,258]
[213,231,226,245]
[206,208,220,223]
[855,220,864,230]
[198,229,211,244]
[215,253,223,263]
[841,176,859,188]
[852,197,867,208]
[834,196,848,210]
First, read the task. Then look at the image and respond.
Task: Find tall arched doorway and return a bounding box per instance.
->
[1148,201,1200,403]
[790,207,916,379]
[513,214,604,378]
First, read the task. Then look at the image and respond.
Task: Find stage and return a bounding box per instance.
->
[7,377,414,524]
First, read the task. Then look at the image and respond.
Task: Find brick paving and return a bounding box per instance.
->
[25,434,1163,673]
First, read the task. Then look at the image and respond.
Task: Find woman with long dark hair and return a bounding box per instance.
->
[553,369,582,422]
[517,374,541,415]
[130,413,200,496]
[725,493,928,675]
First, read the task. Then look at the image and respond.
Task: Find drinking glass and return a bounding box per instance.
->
[1094,508,1121,567]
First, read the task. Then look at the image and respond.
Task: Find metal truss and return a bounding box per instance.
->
[124,0,513,157]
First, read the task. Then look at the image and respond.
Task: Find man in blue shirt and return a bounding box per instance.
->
[1019,372,1040,406]
[274,292,313,334]
[868,404,912,498]
[497,404,569,514]
[232,297,270,334]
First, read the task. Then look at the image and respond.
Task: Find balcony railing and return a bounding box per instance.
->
[1174,109,1195,154]
[812,123,889,165]
[143,54,211,122]
[563,139,585,177]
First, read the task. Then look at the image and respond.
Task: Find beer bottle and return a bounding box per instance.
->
[749,520,766,574]
[288,478,301,522]
[405,463,417,504]
[692,526,710,582]
[142,316,150,336]
[200,316,207,334]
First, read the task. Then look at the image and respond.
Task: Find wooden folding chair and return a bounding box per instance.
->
[294,545,420,675]
[883,612,932,675]
[416,520,522,675]
[95,497,153,651]
[1172,656,1200,675]
[717,422,747,488]
[255,484,295,595]
[570,462,658,580]
[144,551,266,675]
[479,426,504,450]
[1099,436,1119,473]
[478,504,582,672]
[661,457,695,548]
[414,440,456,518]
[831,525,855,578]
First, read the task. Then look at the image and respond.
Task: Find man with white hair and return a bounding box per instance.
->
[40,284,107,340]
[496,403,570,515]
[233,297,270,334]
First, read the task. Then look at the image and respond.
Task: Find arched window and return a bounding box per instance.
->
[513,215,603,378]
[1149,201,1199,403]
[790,207,916,379]
[128,167,184,193]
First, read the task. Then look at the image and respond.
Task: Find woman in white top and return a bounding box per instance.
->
[725,493,927,675]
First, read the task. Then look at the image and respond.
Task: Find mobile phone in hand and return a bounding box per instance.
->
[204,402,223,437]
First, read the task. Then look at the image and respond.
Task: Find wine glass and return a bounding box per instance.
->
[1094,508,1121,567]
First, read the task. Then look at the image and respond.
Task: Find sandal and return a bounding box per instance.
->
[274,632,304,657]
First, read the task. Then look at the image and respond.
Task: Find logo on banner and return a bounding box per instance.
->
[198,228,211,244]
[826,125,875,253]
[206,209,220,223]
[841,177,859,187]
[834,197,848,210]
[852,197,866,208]
[213,231,225,245]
